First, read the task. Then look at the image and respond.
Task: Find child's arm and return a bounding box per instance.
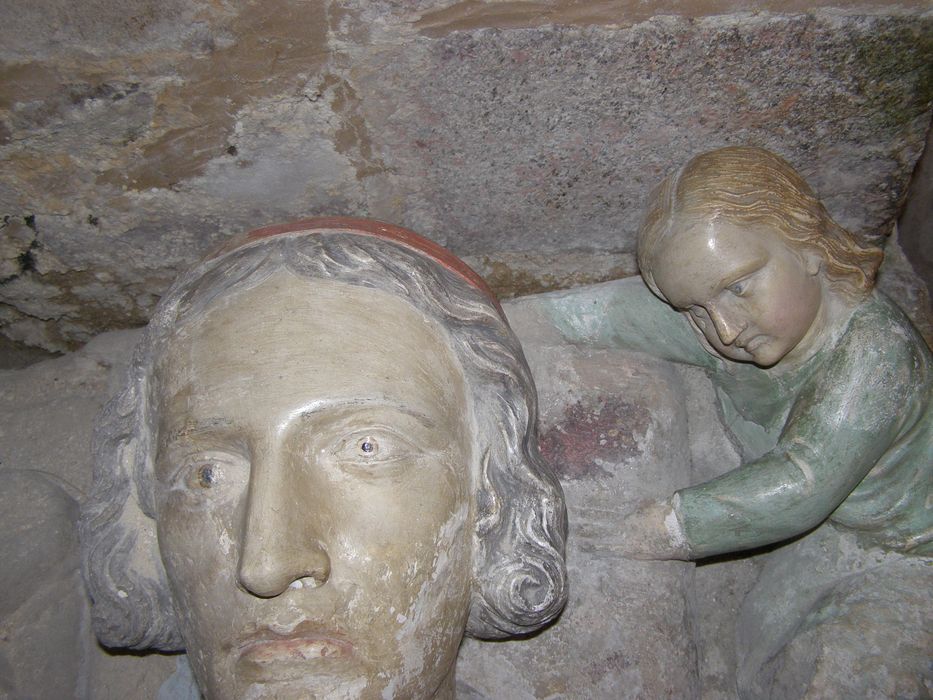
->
[669,313,926,559]
[518,277,716,367]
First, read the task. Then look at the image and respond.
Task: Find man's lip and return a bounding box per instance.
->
[237,623,353,664]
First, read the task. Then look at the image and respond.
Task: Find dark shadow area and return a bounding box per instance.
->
[898,115,933,298]
[0,334,60,370]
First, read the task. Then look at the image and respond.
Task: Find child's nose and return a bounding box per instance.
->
[708,307,743,345]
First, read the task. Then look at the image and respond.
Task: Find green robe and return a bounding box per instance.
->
[536,278,933,558]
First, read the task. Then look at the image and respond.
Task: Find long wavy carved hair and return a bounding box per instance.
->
[80,232,568,651]
[638,146,883,301]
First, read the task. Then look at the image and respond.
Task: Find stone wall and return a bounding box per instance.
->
[1,0,931,353]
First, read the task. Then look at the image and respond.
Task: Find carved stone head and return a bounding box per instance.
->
[637,146,883,367]
[81,218,567,699]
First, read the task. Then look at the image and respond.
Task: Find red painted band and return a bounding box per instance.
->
[205,217,502,314]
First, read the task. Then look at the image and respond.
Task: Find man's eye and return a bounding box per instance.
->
[168,452,248,501]
[332,430,421,471]
[357,435,379,457]
[190,462,219,489]
[182,459,234,492]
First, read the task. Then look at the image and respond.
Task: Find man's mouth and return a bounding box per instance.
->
[239,636,353,663]
[236,621,354,671]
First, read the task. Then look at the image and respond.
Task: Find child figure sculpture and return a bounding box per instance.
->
[540,146,931,697]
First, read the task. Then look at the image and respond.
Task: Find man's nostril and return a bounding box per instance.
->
[288,574,326,590]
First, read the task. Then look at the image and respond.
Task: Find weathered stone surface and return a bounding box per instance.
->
[0,329,137,494]
[0,1,930,352]
[876,227,933,346]
[0,331,179,699]
[676,366,759,700]
[0,471,84,698]
[355,11,931,250]
[456,311,699,697]
[734,526,932,699]
[0,470,173,700]
[898,116,933,298]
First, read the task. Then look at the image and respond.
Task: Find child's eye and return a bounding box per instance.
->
[726,279,748,296]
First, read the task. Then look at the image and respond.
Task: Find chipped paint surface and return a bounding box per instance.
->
[539,395,651,480]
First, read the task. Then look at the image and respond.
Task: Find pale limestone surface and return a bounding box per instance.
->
[0,330,177,700]
[1,1,930,353]
[0,470,83,698]
[458,334,700,698]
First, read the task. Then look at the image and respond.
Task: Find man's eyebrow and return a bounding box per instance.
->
[295,401,439,429]
[163,401,442,446]
[164,418,235,443]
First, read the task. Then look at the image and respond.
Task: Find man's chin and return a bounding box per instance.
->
[202,670,372,700]
[238,675,370,700]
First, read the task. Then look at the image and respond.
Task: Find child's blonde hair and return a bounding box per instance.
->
[638,146,883,302]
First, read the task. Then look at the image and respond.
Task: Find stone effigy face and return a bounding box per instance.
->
[79,218,567,699]
[537,146,933,697]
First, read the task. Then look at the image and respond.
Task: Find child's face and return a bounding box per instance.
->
[651,220,824,368]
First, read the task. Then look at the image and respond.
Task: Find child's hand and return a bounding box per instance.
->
[618,498,691,561]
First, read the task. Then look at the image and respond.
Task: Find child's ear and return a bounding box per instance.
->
[803,250,822,277]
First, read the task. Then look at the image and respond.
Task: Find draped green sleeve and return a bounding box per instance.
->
[676,295,933,558]
[532,277,716,368]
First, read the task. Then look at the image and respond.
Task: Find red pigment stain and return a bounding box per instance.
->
[539,396,650,481]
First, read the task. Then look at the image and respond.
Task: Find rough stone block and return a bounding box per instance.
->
[0,3,930,351]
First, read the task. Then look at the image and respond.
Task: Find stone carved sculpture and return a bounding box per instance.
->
[80,218,567,699]
[536,147,932,697]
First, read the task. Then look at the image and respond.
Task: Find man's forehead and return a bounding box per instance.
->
[154,272,470,434]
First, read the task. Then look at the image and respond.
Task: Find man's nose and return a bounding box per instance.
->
[237,453,331,598]
[708,306,743,346]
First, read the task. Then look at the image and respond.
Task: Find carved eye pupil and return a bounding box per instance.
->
[359,438,376,454]
[196,464,217,488]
